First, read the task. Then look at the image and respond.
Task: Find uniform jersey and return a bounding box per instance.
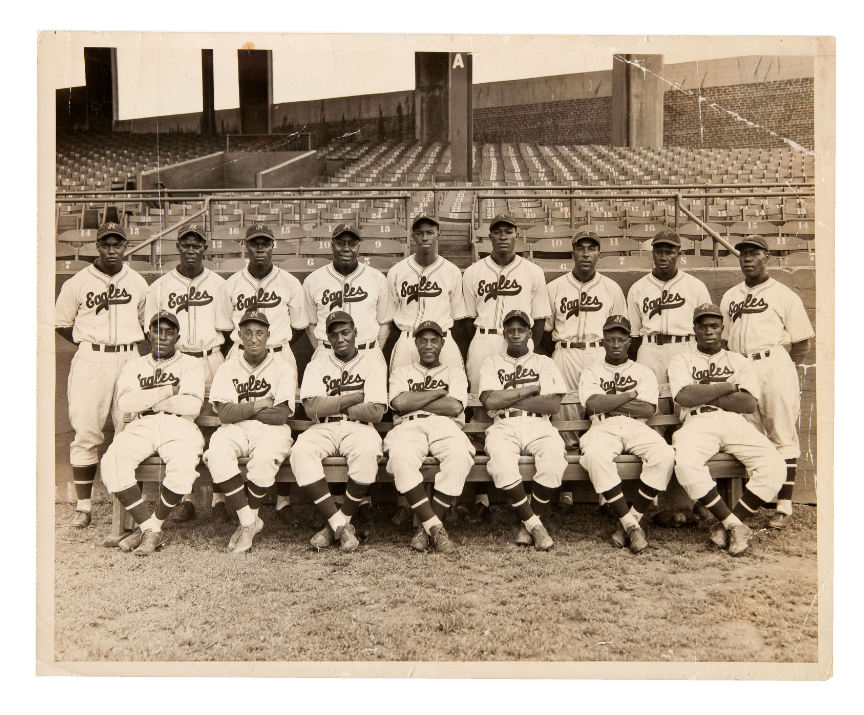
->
[545,271,627,342]
[578,359,659,416]
[720,277,815,355]
[300,349,388,413]
[626,270,711,337]
[304,262,394,344]
[209,350,297,414]
[116,352,205,420]
[55,263,149,344]
[388,254,468,333]
[668,346,761,408]
[478,351,566,417]
[144,268,226,352]
[463,255,552,329]
[216,265,308,346]
[389,361,469,425]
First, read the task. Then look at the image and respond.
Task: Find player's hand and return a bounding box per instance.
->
[172,384,180,396]
[254,408,284,425]
[255,395,275,411]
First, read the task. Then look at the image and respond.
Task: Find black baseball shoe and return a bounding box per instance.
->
[133,529,168,557]
[430,524,457,554]
[71,510,92,529]
[410,526,430,552]
[169,500,196,523]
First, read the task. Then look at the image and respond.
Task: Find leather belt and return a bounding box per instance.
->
[91,343,136,352]
[646,334,692,345]
[240,344,284,353]
[181,346,220,358]
[689,405,721,417]
[477,327,499,335]
[404,413,431,421]
[747,349,772,360]
[498,409,541,419]
[404,330,448,338]
[323,341,376,350]
[139,409,182,418]
[321,415,372,426]
[558,340,602,349]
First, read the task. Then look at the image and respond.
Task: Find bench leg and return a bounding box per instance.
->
[721,477,744,508]
[111,496,125,538]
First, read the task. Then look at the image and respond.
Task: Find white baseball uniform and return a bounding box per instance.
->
[720,277,814,459]
[384,361,475,496]
[479,351,567,489]
[99,351,205,496]
[577,359,673,494]
[204,350,296,490]
[289,350,388,487]
[55,263,149,466]
[627,270,712,398]
[145,267,226,387]
[388,255,468,369]
[463,255,552,391]
[669,345,786,503]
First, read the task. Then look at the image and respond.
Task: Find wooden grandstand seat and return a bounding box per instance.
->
[779,252,816,268]
[277,256,329,272]
[625,223,670,243]
[358,238,407,257]
[358,255,400,271]
[475,240,529,256]
[765,235,811,253]
[597,254,653,271]
[524,224,576,241]
[58,228,98,248]
[56,259,92,273]
[780,220,815,240]
[677,255,715,269]
[298,239,335,256]
[213,258,248,273]
[360,224,408,239]
[729,220,779,238]
[598,236,637,254]
[531,258,574,273]
[530,238,572,258]
[272,224,308,241]
[207,238,244,258]
[82,208,101,229]
[581,221,623,237]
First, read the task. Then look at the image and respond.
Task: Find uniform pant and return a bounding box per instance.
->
[551,344,604,424]
[579,416,674,494]
[636,339,694,399]
[100,414,204,495]
[485,416,566,490]
[68,343,137,467]
[204,420,293,489]
[289,422,383,486]
[745,349,801,459]
[672,411,786,503]
[384,415,475,495]
[389,332,464,372]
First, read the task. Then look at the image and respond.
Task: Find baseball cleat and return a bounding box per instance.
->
[514,523,533,546]
[529,523,554,552]
[430,524,456,554]
[410,526,430,552]
[611,524,628,548]
[309,524,335,550]
[102,530,134,548]
[227,524,244,552]
[211,501,230,522]
[169,500,196,523]
[117,529,144,552]
[727,523,753,556]
[598,503,616,520]
[708,522,729,548]
[336,522,360,553]
[626,524,648,554]
[71,510,92,529]
[231,517,264,554]
[133,529,168,557]
[275,506,294,525]
[768,512,792,530]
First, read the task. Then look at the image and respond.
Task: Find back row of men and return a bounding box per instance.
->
[56,215,813,557]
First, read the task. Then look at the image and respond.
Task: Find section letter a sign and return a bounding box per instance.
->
[452,53,465,69]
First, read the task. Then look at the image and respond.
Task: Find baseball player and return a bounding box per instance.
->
[578,315,674,553]
[145,221,226,522]
[463,214,552,517]
[289,311,388,553]
[55,222,149,528]
[720,235,814,529]
[478,310,567,551]
[544,229,627,509]
[384,321,474,554]
[669,304,786,556]
[203,310,296,553]
[99,311,206,556]
[216,223,308,523]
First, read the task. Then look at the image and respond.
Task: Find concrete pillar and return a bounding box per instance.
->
[611,54,664,148]
[238,49,273,134]
[201,49,216,136]
[415,52,449,143]
[83,47,117,132]
[448,52,473,182]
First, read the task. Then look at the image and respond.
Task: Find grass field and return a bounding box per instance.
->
[53,499,817,664]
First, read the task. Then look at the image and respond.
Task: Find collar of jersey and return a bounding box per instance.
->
[242,265,277,285]
[566,271,600,291]
[239,351,273,374]
[88,262,128,283]
[741,276,774,295]
[502,350,533,366]
[328,350,362,370]
[602,358,632,370]
[408,254,443,275]
[484,254,521,274]
[646,271,683,289]
[327,262,363,283]
[145,351,181,368]
[172,266,209,285]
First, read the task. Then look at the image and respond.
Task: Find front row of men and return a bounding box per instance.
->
[98,298,784,558]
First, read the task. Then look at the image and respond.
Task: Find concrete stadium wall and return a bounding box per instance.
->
[139,152,227,190]
[257,151,322,188]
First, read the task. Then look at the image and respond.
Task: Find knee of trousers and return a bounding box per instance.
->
[640,443,676,490]
[578,453,621,494]
[434,452,474,496]
[672,461,715,501]
[533,449,567,489]
[99,445,138,494]
[386,449,423,492]
[747,451,788,503]
[345,453,379,486]
[486,452,521,489]
[288,446,326,488]
[162,455,201,495]
[203,431,242,483]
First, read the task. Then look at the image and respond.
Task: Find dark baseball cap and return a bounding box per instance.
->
[414,320,444,337]
[178,222,207,242]
[603,315,632,333]
[238,309,270,328]
[244,223,274,241]
[651,228,681,248]
[331,223,362,240]
[489,214,518,230]
[734,234,769,251]
[503,309,532,327]
[411,214,440,230]
[96,222,127,242]
[325,310,354,329]
[693,303,724,322]
[149,310,180,331]
[572,229,600,247]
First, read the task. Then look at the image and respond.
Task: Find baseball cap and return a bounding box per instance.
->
[244,223,275,241]
[603,315,632,333]
[331,223,362,240]
[489,214,518,230]
[238,309,270,328]
[149,310,180,331]
[96,222,127,242]
[414,320,445,337]
[572,229,600,247]
[502,309,532,327]
[178,222,207,242]
[325,310,354,329]
[693,303,724,322]
[411,214,440,230]
[651,228,681,248]
[734,234,769,251]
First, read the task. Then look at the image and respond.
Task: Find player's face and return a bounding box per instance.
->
[738,246,769,280]
[177,236,206,271]
[415,330,443,365]
[489,224,517,256]
[572,240,600,273]
[245,237,274,269]
[652,244,679,273]
[503,320,531,352]
[149,322,179,359]
[326,321,357,358]
[694,316,724,351]
[332,234,361,269]
[602,328,630,361]
[96,237,127,271]
[412,221,439,252]
[239,322,270,360]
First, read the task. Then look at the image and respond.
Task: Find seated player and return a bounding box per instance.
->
[100,311,205,556]
[384,321,474,554]
[479,310,567,551]
[669,304,786,556]
[203,310,296,554]
[578,315,675,553]
[289,311,388,553]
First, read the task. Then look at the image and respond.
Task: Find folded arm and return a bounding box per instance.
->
[607,398,657,419]
[303,391,365,419]
[390,388,448,414]
[479,384,540,411]
[511,393,563,416]
[674,382,736,408]
[117,385,176,413]
[151,394,203,416]
[584,390,638,416]
[423,397,465,418]
[345,402,387,423]
[708,390,757,414]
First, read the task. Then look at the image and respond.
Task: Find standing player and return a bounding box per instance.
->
[479,310,567,551]
[669,304,786,556]
[578,315,674,553]
[99,311,206,556]
[720,235,814,528]
[145,222,226,522]
[384,321,474,553]
[288,312,388,553]
[204,310,296,553]
[55,222,149,528]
